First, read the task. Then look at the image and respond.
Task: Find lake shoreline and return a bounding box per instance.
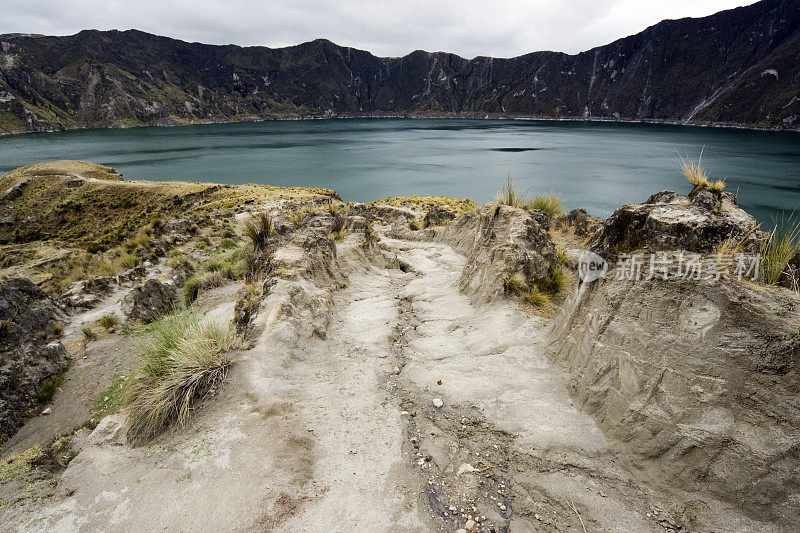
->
[3,112,800,138]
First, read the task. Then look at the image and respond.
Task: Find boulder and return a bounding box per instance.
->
[589,189,761,257]
[121,279,177,322]
[351,203,417,225]
[58,276,114,309]
[345,215,369,232]
[0,278,68,443]
[559,208,603,238]
[424,205,456,226]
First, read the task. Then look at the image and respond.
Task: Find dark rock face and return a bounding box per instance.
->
[589,189,761,257]
[0,278,68,442]
[121,279,177,323]
[1,0,798,133]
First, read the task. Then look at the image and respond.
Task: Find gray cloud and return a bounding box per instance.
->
[1,0,755,58]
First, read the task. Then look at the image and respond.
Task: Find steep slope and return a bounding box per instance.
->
[1,0,799,133]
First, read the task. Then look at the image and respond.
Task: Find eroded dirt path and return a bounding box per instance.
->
[6,233,671,532]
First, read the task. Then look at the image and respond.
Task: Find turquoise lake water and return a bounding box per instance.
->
[2,119,799,224]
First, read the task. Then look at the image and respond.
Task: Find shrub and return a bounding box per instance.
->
[98,313,119,330]
[760,215,800,285]
[125,314,239,440]
[529,194,563,217]
[680,152,725,192]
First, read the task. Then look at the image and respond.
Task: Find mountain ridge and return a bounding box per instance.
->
[1,0,799,134]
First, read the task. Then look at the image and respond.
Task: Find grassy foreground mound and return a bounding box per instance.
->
[0,160,338,293]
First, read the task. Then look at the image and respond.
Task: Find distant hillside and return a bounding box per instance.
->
[1,0,799,133]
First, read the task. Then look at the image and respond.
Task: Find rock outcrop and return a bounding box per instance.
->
[558,208,603,239]
[0,278,68,443]
[438,203,559,305]
[121,279,177,323]
[548,191,800,522]
[589,189,762,257]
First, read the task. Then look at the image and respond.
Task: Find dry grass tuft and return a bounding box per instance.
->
[528,194,563,218]
[243,212,273,251]
[760,214,800,285]
[98,313,119,330]
[679,150,725,192]
[496,173,520,207]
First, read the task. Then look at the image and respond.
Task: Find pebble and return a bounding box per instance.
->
[499,503,507,511]
[535,514,542,521]
[456,530,467,533]
[432,398,444,408]
[41,407,51,415]
[456,463,476,476]
[464,519,476,531]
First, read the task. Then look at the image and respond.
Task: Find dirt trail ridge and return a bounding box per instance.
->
[3,225,775,532]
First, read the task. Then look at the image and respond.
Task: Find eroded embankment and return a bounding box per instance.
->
[2,179,798,532]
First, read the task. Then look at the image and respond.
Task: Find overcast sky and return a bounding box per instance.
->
[1,0,756,58]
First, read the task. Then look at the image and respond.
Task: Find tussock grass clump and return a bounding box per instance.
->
[363,223,379,247]
[503,272,527,294]
[36,374,64,404]
[680,152,725,192]
[524,287,550,307]
[528,194,563,218]
[332,218,348,242]
[760,215,800,285]
[125,313,239,440]
[183,276,202,307]
[243,212,274,251]
[200,270,225,290]
[505,261,567,309]
[119,253,140,270]
[98,313,119,330]
[81,326,95,339]
[496,174,520,207]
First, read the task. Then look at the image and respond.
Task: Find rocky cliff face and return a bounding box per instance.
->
[1,0,799,133]
[0,278,67,443]
[547,191,800,522]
